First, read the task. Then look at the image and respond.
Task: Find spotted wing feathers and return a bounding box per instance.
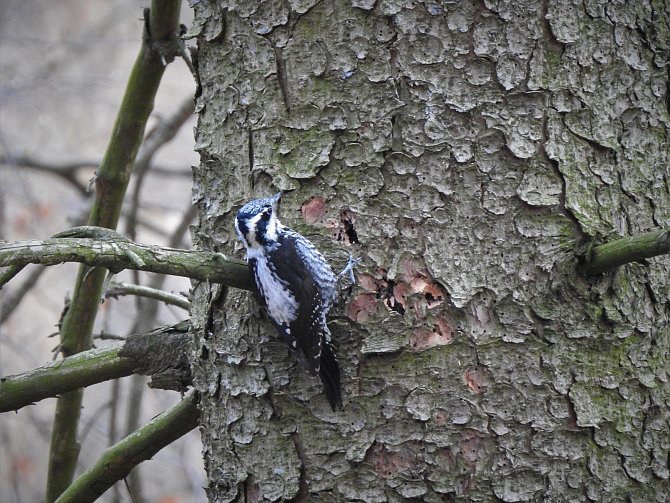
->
[250,229,341,410]
[319,335,343,410]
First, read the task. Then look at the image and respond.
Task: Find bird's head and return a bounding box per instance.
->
[235,192,283,250]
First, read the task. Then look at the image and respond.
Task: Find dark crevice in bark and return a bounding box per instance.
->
[315,39,332,77]
[376,277,405,316]
[648,193,661,227]
[390,114,404,152]
[539,0,568,52]
[203,288,215,341]
[274,46,291,112]
[213,372,222,401]
[289,432,309,502]
[642,273,658,305]
[540,114,586,242]
[388,46,406,152]
[467,1,488,57]
[190,46,202,100]
[243,474,260,503]
[388,44,399,79]
[248,128,255,171]
[564,392,580,430]
[617,170,640,206]
[565,127,618,158]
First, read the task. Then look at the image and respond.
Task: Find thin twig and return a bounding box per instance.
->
[0,264,46,323]
[93,332,126,341]
[0,155,96,195]
[145,165,192,178]
[126,97,194,241]
[106,281,190,310]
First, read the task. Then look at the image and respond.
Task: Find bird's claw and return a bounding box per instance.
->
[338,255,361,284]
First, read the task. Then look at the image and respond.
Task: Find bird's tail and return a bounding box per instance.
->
[319,340,342,411]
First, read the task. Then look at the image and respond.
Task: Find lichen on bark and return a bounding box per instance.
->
[189,0,669,501]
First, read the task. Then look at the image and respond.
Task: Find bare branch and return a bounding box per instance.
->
[0,321,192,412]
[581,228,670,275]
[53,391,199,503]
[0,346,134,413]
[0,228,252,291]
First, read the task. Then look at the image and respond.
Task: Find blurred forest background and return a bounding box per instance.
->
[0,1,204,502]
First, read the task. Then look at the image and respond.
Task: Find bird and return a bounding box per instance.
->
[234,192,342,410]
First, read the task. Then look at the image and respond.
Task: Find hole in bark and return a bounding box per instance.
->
[343,217,359,244]
[377,279,405,316]
[339,209,360,245]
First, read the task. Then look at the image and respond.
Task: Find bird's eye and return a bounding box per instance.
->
[261,207,272,220]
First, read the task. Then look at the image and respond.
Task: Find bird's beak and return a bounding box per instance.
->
[270,192,282,209]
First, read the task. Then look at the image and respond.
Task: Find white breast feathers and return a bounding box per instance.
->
[252,253,298,326]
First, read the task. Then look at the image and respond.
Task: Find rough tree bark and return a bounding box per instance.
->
[189,1,669,501]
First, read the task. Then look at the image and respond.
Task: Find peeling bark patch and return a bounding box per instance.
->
[400,258,447,308]
[391,281,411,312]
[248,128,255,171]
[346,292,380,322]
[357,273,379,292]
[410,317,454,351]
[412,278,445,308]
[371,444,421,479]
[458,432,488,466]
[357,261,450,323]
[463,366,489,394]
[300,196,327,225]
[564,394,579,430]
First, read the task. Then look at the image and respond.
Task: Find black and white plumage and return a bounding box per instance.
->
[235,192,342,410]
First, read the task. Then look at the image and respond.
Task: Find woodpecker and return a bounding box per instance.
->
[235,192,342,410]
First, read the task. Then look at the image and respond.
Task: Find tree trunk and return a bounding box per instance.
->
[189,1,669,501]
